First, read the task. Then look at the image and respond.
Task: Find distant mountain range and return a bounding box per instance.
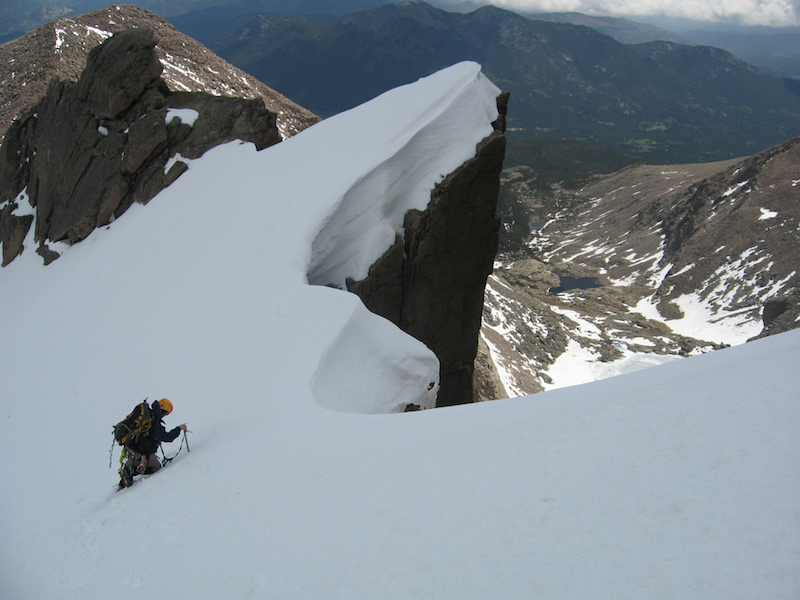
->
[682,28,800,78]
[0,0,392,44]
[4,0,799,75]
[530,12,800,77]
[4,5,799,164]
[526,11,688,44]
[206,2,799,164]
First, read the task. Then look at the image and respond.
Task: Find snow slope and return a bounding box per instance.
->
[2,62,799,599]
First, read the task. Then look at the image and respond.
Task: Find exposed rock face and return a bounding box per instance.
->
[473,335,508,402]
[0,27,282,266]
[750,290,800,341]
[347,93,508,407]
[654,136,800,320]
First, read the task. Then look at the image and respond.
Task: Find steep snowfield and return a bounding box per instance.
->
[2,63,799,599]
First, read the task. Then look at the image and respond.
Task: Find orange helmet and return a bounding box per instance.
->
[158,398,173,414]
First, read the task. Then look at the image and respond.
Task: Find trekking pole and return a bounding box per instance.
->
[184,429,190,453]
[109,434,116,468]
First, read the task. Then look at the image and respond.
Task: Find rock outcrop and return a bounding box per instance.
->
[347,93,508,407]
[749,290,800,341]
[0,27,282,266]
[473,335,508,402]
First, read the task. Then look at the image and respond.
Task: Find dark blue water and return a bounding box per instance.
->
[549,276,601,294]
[529,220,546,232]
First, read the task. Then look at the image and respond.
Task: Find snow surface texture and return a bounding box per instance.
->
[2,62,799,598]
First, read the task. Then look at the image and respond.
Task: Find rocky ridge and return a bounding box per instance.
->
[0,4,319,141]
[0,27,282,266]
[479,136,800,398]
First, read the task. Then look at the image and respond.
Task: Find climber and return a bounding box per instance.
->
[117,398,188,489]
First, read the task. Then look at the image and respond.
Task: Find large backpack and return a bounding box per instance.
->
[113,401,158,454]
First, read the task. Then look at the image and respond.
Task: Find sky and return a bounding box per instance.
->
[5,0,798,33]
[1,60,798,599]
[450,0,800,26]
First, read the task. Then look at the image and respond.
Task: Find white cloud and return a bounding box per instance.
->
[480,0,799,26]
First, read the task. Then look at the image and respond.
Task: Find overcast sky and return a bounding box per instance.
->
[458,0,800,26]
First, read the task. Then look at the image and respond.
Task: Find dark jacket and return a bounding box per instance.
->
[150,401,181,444]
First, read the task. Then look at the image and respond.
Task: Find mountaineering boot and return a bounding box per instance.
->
[118,467,134,490]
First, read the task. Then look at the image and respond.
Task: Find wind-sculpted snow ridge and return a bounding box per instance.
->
[1,61,497,420]
[306,66,500,289]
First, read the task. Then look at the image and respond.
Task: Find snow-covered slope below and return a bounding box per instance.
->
[483,138,800,398]
[4,325,799,599]
[2,62,798,599]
